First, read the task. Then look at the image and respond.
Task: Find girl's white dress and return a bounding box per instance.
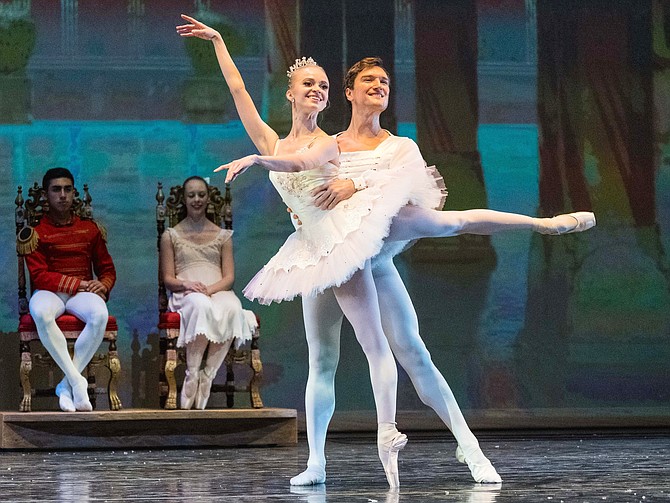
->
[243,135,446,305]
[167,227,257,348]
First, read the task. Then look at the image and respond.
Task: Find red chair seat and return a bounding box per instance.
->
[158,311,181,330]
[19,313,118,333]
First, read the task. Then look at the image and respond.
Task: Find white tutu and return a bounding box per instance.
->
[243,135,446,305]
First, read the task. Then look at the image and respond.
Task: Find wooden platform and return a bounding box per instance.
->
[0,408,297,450]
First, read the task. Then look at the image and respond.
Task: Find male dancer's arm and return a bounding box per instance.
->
[312,136,426,210]
[90,224,116,298]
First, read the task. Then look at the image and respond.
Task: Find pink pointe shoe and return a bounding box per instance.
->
[536,212,596,235]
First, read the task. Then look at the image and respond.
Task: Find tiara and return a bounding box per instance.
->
[287,57,319,79]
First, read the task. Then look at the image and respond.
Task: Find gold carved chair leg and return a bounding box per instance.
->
[163,332,179,410]
[19,341,33,412]
[106,339,123,410]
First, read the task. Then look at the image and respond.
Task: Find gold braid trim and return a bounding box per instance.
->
[94,220,108,242]
[16,226,38,256]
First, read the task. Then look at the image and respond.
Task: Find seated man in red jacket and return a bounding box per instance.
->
[24,167,116,412]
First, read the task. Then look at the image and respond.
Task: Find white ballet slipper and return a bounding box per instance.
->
[55,379,75,412]
[194,367,216,410]
[378,424,408,488]
[535,211,596,235]
[290,465,326,486]
[70,375,92,412]
[180,369,198,410]
[456,445,502,484]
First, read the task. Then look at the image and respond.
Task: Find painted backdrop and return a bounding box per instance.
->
[0,0,668,428]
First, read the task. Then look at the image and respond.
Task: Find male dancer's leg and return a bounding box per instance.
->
[29,290,92,411]
[332,266,407,488]
[373,259,502,483]
[65,292,108,372]
[290,288,342,486]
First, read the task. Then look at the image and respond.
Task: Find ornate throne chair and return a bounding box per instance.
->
[15,182,122,412]
[155,181,263,410]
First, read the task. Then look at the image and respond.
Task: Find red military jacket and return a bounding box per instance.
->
[24,214,116,297]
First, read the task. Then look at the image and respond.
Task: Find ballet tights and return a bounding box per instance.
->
[291,265,398,486]
[30,290,108,412]
[292,259,502,485]
[373,260,480,449]
[387,206,577,242]
[182,334,234,410]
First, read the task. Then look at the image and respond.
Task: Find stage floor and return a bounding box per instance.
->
[0,430,667,502]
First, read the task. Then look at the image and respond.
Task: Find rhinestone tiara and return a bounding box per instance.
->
[286,57,319,79]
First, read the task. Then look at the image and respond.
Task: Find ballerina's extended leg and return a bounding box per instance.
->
[387,206,595,242]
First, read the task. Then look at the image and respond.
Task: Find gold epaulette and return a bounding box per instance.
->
[16,226,38,255]
[94,220,108,242]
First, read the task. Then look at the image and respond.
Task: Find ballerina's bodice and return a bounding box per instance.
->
[268,160,339,228]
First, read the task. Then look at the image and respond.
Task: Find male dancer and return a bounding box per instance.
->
[293,57,588,486]
[23,167,116,412]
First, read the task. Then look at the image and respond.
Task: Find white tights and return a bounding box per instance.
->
[373,259,480,450]
[184,334,233,376]
[293,265,397,484]
[29,290,108,409]
[295,207,546,482]
[387,206,540,242]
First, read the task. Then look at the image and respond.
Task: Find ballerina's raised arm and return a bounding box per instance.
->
[176,14,278,156]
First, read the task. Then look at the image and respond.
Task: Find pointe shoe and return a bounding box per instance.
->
[290,466,326,486]
[194,368,215,410]
[456,445,502,484]
[55,379,75,412]
[70,376,93,412]
[536,212,596,235]
[180,369,198,410]
[378,427,408,488]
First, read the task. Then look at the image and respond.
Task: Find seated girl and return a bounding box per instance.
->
[160,175,257,410]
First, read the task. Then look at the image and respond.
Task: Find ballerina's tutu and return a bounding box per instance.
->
[243,136,446,305]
